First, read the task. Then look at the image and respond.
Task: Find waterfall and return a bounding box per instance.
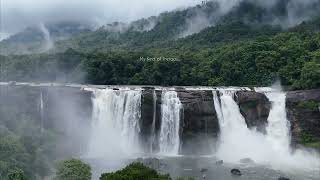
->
[150,90,157,153]
[213,90,248,134]
[213,90,263,162]
[39,23,54,52]
[213,89,320,170]
[264,91,291,153]
[159,91,182,155]
[87,89,142,158]
[40,91,44,134]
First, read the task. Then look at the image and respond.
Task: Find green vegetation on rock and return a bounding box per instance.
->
[55,159,92,180]
[297,100,320,111]
[7,169,28,180]
[300,131,320,149]
[100,163,171,180]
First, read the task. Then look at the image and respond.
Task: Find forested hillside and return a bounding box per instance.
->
[0,22,92,55]
[0,0,319,89]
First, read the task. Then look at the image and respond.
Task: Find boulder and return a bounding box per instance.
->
[231,169,242,176]
[202,174,207,179]
[200,168,208,173]
[278,177,290,180]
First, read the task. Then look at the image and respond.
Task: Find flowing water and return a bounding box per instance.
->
[39,91,44,134]
[213,90,267,163]
[213,89,320,172]
[159,91,182,155]
[84,87,319,179]
[264,91,291,155]
[87,89,142,158]
[150,90,157,153]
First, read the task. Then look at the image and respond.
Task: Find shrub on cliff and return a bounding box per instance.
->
[7,169,28,180]
[100,162,171,180]
[55,159,92,180]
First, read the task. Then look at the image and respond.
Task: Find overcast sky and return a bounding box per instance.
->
[0,0,200,38]
[1,0,318,41]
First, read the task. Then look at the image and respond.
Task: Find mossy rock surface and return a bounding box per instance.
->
[297,100,319,111]
[299,131,320,149]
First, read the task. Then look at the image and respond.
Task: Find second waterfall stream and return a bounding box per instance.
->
[213,89,319,170]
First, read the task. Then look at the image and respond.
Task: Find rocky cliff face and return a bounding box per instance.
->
[177,90,219,155]
[140,89,220,154]
[140,88,158,152]
[286,89,320,149]
[235,91,271,134]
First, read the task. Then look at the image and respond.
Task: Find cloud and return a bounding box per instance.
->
[2,0,319,40]
[180,0,320,38]
[1,0,199,35]
[179,0,243,38]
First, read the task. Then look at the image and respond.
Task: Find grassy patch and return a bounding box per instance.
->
[297,100,319,111]
[300,131,320,149]
[303,142,320,148]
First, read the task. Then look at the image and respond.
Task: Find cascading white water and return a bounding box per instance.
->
[264,91,291,154]
[150,90,157,153]
[87,89,142,158]
[159,91,182,155]
[213,90,265,162]
[40,91,44,134]
[213,89,320,171]
[39,23,54,51]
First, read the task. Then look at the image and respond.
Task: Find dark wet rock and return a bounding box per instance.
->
[278,177,290,180]
[112,88,119,90]
[140,89,157,152]
[177,90,220,155]
[240,158,255,164]
[142,87,155,90]
[231,169,242,176]
[235,91,271,133]
[200,168,208,173]
[216,160,223,165]
[286,89,320,148]
[175,87,186,91]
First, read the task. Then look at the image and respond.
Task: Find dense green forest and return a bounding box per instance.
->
[1,0,319,89]
[1,29,319,89]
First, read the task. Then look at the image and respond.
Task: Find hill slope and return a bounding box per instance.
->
[0,0,319,89]
[0,22,92,55]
